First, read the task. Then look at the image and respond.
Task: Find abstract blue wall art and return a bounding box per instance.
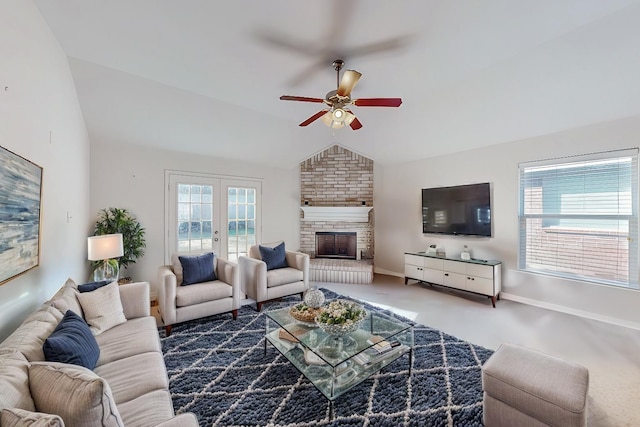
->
[0,146,43,285]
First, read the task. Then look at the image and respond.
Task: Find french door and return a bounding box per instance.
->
[165,171,261,263]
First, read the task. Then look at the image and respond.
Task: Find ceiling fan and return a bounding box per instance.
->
[279,59,402,130]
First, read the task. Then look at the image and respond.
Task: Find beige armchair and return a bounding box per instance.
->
[158,253,240,336]
[239,244,309,311]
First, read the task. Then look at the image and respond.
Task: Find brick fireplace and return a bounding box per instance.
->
[299,145,374,261]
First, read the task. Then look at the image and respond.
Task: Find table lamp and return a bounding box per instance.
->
[88,233,124,282]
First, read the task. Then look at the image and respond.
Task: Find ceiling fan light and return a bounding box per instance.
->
[321,112,344,129]
[332,108,346,122]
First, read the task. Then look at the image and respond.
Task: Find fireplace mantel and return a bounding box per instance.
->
[301,206,372,222]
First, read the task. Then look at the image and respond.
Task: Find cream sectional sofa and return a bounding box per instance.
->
[0,278,199,427]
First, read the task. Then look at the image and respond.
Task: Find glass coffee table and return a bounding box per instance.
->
[264,301,414,419]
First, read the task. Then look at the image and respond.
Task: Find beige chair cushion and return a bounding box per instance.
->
[266,267,304,288]
[176,281,232,307]
[29,362,123,427]
[0,352,35,412]
[77,281,126,335]
[1,408,64,427]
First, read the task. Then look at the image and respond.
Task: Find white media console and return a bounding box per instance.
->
[404,251,502,307]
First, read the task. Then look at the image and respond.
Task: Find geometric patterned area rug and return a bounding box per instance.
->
[160,289,493,426]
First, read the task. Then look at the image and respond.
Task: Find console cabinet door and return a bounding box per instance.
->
[466,276,494,295]
[404,254,425,281]
[443,271,466,289]
[423,268,443,284]
[405,263,424,281]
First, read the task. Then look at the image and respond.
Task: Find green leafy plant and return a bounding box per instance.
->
[93,208,146,269]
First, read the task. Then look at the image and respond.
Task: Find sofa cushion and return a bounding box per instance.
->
[175,281,232,307]
[43,310,100,370]
[1,408,64,426]
[94,352,169,405]
[179,252,217,285]
[77,281,126,335]
[48,278,84,319]
[266,267,304,288]
[259,242,288,270]
[115,389,176,427]
[94,317,161,367]
[29,361,123,427]
[0,309,60,362]
[0,352,35,412]
[78,279,112,293]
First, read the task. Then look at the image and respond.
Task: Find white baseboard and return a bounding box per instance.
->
[500,292,640,331]
[374,267,404,278]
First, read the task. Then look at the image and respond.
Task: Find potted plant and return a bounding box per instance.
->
[91,208,146,281]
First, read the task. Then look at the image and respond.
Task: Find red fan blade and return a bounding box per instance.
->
[353,98,402,107]
[299,110,329,127]
[349,117,363,130]
[280,95,324,103]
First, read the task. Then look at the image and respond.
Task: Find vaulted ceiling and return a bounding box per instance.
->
[33,0,640,168]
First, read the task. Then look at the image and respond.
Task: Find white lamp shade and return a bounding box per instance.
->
[321,112,345,129]
[88,234,124,261]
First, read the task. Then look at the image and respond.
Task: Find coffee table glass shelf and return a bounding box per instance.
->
[265,301,414,418]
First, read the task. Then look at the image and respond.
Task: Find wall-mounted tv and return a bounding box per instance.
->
[422,182,492,237]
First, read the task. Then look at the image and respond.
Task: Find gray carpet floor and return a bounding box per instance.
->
[318,275,640,427]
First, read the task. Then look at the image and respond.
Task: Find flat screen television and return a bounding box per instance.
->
[422,182,492,237]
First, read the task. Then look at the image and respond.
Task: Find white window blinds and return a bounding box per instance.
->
[518,148,639,288]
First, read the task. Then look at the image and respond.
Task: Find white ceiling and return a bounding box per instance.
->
[33,0,640,168]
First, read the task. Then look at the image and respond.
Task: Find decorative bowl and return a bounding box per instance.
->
[315,299,367,337]
[289,303,323,323]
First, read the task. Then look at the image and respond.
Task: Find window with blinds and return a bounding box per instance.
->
[518,149,639,289]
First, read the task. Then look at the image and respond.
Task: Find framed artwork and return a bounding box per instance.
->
[0,146,43,285]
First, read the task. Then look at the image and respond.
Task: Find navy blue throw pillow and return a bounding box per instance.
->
[179,252,217,285]
[259,242,288,271]
[78,279,112,293]
[43,310,100,370]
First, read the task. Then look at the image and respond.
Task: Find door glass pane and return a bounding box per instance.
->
[176,183,214,253]
[178,184,190,202]
[190,185,201,203]
[202,186,212,203]
[227,186,257,261]
[202,204,212,220]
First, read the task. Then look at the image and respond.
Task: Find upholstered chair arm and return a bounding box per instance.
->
[118,281,151,319]
[285,251,310,289]
[238,256,268,303]
[216,257,240,309]
[158,265,178,327]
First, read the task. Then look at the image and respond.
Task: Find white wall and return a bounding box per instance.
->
[0,1,91,341]
[375,115,640,329]
[90,140,299,296]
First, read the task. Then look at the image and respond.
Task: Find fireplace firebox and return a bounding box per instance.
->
[315,232,357,260]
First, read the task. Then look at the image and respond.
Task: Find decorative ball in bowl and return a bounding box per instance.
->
[315,299,367,337]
